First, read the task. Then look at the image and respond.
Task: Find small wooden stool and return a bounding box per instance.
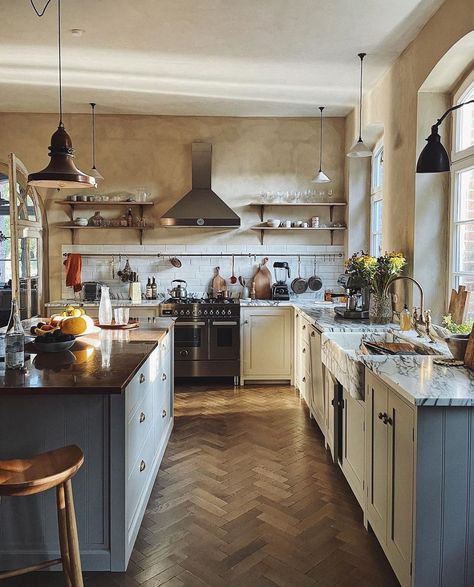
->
[0,445,84,587]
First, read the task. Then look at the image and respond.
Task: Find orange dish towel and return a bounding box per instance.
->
[64,254,83,293]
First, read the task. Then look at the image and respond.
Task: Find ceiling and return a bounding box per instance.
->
[0,0,444,117]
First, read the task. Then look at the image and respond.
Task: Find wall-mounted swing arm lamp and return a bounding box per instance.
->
[416,99,474,173]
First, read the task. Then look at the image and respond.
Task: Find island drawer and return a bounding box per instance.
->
[126,426,155,531]
[127,388,154,477]
[126,346,159,417]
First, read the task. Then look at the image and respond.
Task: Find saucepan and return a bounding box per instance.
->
[291,256,308,294]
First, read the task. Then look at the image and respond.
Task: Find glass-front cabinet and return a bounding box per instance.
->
[0,155,45,326]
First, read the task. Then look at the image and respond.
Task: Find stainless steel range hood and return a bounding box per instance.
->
[160,143,240,227]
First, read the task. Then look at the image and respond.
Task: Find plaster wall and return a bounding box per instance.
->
[0,114,346,300]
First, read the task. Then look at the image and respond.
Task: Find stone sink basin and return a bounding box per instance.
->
[321,330,449,400]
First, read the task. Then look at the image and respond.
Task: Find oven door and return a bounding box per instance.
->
[174,320,209,361]
[209,320,240,361]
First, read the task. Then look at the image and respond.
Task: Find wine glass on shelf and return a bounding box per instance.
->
[318,189,327,203]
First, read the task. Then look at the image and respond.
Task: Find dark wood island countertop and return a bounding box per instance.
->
[0,319,174,395]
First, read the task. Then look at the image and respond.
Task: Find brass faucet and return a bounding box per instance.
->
[384,275,426,326]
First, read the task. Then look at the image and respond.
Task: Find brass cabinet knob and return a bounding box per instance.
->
[162,373,167,381]
[140,460,146,472]
[139,412,146,423]
[302,348,306,353]
[162,409,167,418]
[139,373,145,384]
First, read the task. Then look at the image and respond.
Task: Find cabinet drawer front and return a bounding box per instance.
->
[301,320,311,346]
[127,388,154,476]
[126,365,152,418]
[126,427,155,530]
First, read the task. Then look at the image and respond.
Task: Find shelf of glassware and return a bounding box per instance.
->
[250,224,346,245]
[54,224,154,245]
[249,201,347,223]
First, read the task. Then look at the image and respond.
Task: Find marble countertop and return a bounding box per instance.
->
[46,299,163,307]
[361,355,474,407]
[0,319,174,394]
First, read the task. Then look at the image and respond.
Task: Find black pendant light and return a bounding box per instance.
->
[28,0,95,189]
[347,53,372,158]
[313,107,331,183]
[416,99,474,173]
[89,103,103,181]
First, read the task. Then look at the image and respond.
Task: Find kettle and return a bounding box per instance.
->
[169,279,188,299]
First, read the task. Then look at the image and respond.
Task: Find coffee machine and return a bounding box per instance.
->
[272,262,290,300]
[334,274,370,319]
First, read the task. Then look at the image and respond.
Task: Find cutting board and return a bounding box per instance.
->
[448,286,470,325]
[212,267,226,294]
[464,324,474,370]
[253,257,272,300]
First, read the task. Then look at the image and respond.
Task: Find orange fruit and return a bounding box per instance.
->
[60,316,88,335]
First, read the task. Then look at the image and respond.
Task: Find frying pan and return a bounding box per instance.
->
[308,256,323,292]
[291,256,308,294]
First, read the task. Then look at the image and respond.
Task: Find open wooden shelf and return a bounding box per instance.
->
[251,224,346,245]
[249,201,347,223]
[55,200,154,206]
[54,223,154,245]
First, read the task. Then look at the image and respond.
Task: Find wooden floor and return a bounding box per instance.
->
[5,384,398,587]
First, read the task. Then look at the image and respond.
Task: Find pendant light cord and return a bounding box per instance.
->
[319,106,324,172]
[30,0,63,127]
[358,53,366,142]
[90,103,97,168]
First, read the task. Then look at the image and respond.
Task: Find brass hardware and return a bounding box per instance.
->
[302,377,306,382]
[140,460,146,472]
[162,373,167,381]
[162,409,167,418]
[302,324,306,330]
[311,331,315,337]
[139,412,146,423]
[384,275,426,326]
[139,373,145,384]
[302,348,306,353]
[378,412,385,420]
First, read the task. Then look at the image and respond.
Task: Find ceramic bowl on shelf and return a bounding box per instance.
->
[266,219,281,227]
[74,218,88,226]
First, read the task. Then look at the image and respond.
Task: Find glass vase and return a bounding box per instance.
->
[99,286,113,325]
[369,292,392,324]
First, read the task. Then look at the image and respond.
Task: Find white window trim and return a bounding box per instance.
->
[370,142,384,256]
[449,71,474,307]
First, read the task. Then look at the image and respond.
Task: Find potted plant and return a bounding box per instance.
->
[345,251,406,324]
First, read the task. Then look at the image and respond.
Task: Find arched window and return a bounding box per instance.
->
[450,71,474,319]
[0,157,45,326]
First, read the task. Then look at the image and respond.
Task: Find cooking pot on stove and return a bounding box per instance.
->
[169,279,188,299]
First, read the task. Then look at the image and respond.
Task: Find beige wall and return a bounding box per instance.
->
[345,0,474,316]
[0,114,346,299]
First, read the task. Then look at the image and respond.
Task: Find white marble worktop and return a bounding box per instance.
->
[361,355,474,407]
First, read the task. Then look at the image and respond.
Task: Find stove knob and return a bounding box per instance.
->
[198,309,202,315]
[210,310,214,315]
[186,309,191,315]
[227,309,232,315]
[204,309,208,315]
[216,310,220,315]
[174,310,178,315]
[180,310,185,315]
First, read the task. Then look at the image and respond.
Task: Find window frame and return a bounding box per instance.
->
[370,142,384,257]
[449,70,474,314]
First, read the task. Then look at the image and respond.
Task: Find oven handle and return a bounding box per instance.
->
[212,321,238,326]
[175,321,206,326]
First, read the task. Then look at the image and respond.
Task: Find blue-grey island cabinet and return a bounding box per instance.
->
[0,320,174,572]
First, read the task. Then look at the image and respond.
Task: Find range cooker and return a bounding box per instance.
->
[159,298,240,382]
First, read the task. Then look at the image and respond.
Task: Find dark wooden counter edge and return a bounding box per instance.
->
[0,324,174,396]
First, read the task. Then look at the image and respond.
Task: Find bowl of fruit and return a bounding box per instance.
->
[33,329,76,353]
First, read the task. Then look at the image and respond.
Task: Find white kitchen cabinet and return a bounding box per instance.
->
[324,369,336,458]
[241,306,293,384]
[308,327,325,431]
[365,370,414,587]
[342,389,365,508]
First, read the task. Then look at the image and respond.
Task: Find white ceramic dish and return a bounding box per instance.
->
[266,219,281,227]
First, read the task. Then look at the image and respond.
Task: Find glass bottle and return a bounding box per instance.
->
[400,304,411,331]
[127,208,133,227]
[146,277,152,300]
[151,277,157,300]
[98,286,113,325]
[5,299,25,370]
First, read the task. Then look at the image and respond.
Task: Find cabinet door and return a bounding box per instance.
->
[386,392,414,586]
[242,308,292,378]
[342,389,365,507]
[366,372,389,545]
[325,370,335,458]
[309,328,324,427]
[294,312,302,388]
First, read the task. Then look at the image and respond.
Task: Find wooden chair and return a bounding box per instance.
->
[0,445,84,587]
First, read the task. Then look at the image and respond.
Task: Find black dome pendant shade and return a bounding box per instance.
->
[28,0,95,189]
[416,99,474,173]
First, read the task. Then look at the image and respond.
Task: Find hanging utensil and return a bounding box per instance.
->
[291,255,308,294]
[230,255,237,284]
[170,256,182,268]
[111,256,115,279]
[308,256,323,292]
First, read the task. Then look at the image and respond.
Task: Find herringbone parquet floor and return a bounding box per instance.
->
[5,384,399,587]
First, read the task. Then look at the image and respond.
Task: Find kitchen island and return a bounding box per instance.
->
[0,319,174,572]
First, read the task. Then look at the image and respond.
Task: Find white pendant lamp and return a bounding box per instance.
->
[89,103,103,181]
[347,53,372,158]
[312,106,331,183]
[28,0,95,189]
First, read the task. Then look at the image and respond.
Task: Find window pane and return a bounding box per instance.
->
[26,192,38,222]
[458,85,474,152]
[455,223,474,273]
[456,167,474,221]
[457,275,474,319]
[0,259,12,285]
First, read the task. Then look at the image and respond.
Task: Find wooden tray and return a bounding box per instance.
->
[95,321,140,330]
